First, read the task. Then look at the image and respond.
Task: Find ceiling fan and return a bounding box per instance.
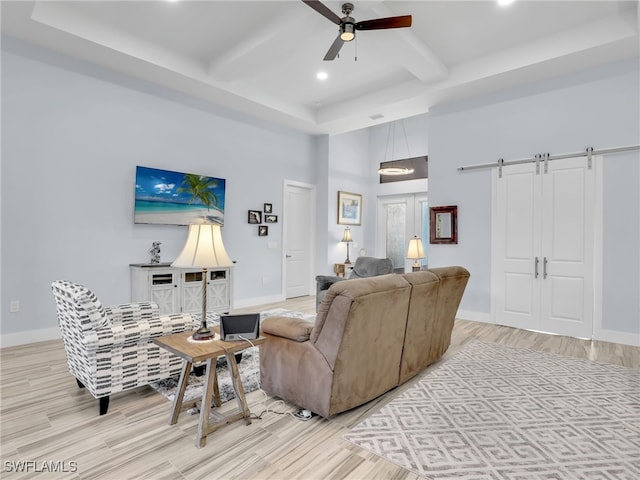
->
[302,1,412,61]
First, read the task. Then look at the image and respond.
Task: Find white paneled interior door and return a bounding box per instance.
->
[492,156,597,338]
[284,181,315,298]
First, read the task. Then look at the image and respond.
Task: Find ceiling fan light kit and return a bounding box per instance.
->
[303,1,412,61]
[340,22,355,42]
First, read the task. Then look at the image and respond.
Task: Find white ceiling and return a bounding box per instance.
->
[2,1,638,135]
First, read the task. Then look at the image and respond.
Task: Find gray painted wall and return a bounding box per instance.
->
[1,38,315,340]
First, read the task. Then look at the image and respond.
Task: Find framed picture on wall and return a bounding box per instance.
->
[248,210,262,224]
[337,191,362,225]
[429,205,458,244]
[258,225,269,236]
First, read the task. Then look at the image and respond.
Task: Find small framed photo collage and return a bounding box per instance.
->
[248,203,278,236]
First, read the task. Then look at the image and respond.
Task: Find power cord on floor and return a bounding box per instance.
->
[217,342,297,420]
[249,388,298,420]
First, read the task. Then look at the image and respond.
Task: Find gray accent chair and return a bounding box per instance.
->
[315,256,393,311]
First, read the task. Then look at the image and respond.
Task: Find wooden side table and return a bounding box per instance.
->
[334,262,354,278]
[153,329,266,448]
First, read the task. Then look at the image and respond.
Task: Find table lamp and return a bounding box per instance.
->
[406,236,425,272]
[172,224,233,340]
[341,227,353,264]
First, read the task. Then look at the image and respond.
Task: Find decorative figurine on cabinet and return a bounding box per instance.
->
[149,241,161,264]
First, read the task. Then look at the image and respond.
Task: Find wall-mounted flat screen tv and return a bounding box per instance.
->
[134,166,225,226]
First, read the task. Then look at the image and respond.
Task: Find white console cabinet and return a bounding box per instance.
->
[130,263,233,316]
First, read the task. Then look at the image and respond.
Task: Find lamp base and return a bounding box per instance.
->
[412,262,422,272]
[344,259,351,264]
[192,327,215,341]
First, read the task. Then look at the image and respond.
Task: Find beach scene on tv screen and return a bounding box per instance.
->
[134,166,225,226]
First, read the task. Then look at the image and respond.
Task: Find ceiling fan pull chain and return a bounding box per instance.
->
[355,37,358,61]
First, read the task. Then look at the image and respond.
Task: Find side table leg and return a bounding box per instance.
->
[170,360,192,425]
[212,364,221,407]
[196,358,216,448]
[226,352,252,425]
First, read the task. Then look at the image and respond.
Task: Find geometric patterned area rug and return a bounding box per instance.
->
[149,309,315,410]
[344,341,640,479]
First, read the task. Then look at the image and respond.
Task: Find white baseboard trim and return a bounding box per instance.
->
[456,309,493,324]
[1,327,61,348]
[457,310,640,347]
[234,294,286,310]
[593,328,640,347]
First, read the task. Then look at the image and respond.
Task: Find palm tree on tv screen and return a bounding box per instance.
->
[177,174,218,211]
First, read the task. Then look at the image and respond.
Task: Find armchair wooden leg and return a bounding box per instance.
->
[99,396,110,416]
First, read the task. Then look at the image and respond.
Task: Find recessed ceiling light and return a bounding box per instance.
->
[497,0,515,6]
[316,71,328,81]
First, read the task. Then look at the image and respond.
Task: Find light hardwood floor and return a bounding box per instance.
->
[1,296,638,480]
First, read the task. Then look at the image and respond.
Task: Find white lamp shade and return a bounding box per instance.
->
[171,224,233,268]
[406,237,425,259]
[341,227,353,243]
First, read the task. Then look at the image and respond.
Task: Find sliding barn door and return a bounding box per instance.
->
[492,156,596,338]
[539,157,595,337]
[492,163,541,331]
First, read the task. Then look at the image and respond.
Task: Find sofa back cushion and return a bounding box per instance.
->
[398,270,441,383]
[399,266,470,383]
[427,266,470,358]
[312,274,411,413]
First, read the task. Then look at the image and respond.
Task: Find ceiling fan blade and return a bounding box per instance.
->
[302,0,341,25]
[323,35,344,61]
[356,15,412,31]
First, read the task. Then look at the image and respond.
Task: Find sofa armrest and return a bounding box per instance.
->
[262,316,314,342]
[315,275,345,292]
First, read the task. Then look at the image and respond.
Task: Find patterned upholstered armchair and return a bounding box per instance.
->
[51,280,195,415]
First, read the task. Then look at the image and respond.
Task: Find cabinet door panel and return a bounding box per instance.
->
[182,281,204,313]
[151,284,179,315]
[207,283,229,312]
